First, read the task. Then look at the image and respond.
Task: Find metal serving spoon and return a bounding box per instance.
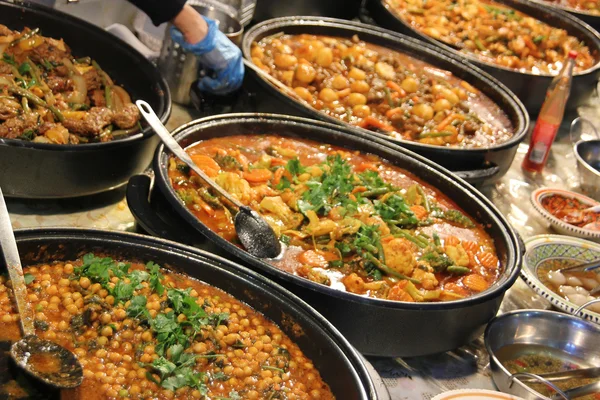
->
[0,187,83,388]
[136,100,282,259]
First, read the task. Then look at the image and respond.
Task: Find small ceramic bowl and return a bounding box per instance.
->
[530,188,600,242]
[521,234,600,324]
[432,389,525,400]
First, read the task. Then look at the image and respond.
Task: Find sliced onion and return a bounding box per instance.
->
[66,74,87,104]
[112,86,131,105]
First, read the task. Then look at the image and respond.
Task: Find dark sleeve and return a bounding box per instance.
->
[127,0,187,26]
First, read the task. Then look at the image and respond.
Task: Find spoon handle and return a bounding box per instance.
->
[136,100,245,210]
[554,380,600,399]
[0,187,35,336]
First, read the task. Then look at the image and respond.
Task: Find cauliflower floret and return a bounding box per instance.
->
[382,238,416,276]
[445,244,469,267]
[259,196,303,231]
[215,172,252,204]
[412,268,439,290]
[342,273,365,294]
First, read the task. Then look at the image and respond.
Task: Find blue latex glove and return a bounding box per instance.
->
[170,16,244,95]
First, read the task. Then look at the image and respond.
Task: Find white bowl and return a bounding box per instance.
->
[530,188,600,242]
[521,234,600,324]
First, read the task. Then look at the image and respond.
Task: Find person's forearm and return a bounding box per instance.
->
[126,0,186,26]
[172,4,208,45]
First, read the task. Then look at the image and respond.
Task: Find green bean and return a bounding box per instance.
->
[10,28,40,47]
[418,131,453,139]
[3,82,64,122]
[92,60,113,109]
[361,187,389,197]
[447,266,470,275]
[365,253,421,284]
[394,229,428,248]
[416,185,430,212]
[21,97,30,113]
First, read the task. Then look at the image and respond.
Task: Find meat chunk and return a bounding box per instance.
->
[112,103,140,129]
[28,40,71,65]
[90,89,106,107]
[462,121,479,136]
[46,76,72,94]
[0,114,38,139]
[83,69,102,91]
[61,107,113,136]
[0,98,21,120]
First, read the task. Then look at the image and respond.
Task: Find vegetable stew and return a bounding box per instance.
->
[250,34,514,148]
[0,25,141,144]
[0,255,334,399]
[169,135,502,302]
[384,0,596,74]
[542,0,600,15]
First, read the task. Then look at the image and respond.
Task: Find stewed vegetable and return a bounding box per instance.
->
[169,135,502,302]
[384,0,596,74]
[251,34,514,148]
[0,255,334,399]
[543,0,600,15]
[0,25,140,144]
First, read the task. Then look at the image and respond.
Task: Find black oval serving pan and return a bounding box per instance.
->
[0,1,171,199]
[365,0,600,114]
[151,113,523,357]
[528,0,600,30]
[1,228,380,399]
[241,17,529,183]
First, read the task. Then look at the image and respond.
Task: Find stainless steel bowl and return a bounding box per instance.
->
[570,118,600,200]
[484,309,600,399]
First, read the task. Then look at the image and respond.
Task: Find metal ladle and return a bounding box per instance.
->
[0,187,83,388]
[136,100,282,259]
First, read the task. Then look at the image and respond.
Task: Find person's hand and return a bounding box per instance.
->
[170,16,244,95]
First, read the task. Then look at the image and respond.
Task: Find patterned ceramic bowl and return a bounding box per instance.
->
[432,389,525,400]
[530,188,600,242]
[521,234,600,324]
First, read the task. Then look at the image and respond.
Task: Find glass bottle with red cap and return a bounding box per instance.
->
[522,51,578,173]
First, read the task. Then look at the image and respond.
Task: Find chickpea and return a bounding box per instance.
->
[375,62,396,80]
[2,314,12,323]
[318,88,339,103]
[294,87,313,103]
[97,336,109,346]
[295,64,316,84]
[46,285,58,295]
[63,263,74,274]
[331,75,349,90]
[401,77,419,94]
[141,331,153,342]
[412,103,434,120]
[274,53,297,69]
[250,46,264,59]
[294,43,316,62]
[348,67,366,80]
[350,80,370,93]
[346,93,367,107]
[79,277,91,289]
[101,326,113,337]
[433,98,452,112]
[114,309,126,320]
[315,47,333,67]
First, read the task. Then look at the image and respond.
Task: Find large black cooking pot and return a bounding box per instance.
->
[242,17,529,183]
[365,0,600,114]
[0,1,171,198]
[251,0,362,23]
[150,114,523,357]
[1,228,379,399]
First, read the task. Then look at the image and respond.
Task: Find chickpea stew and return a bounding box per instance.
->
[169,135,502,303]
[384,0,596,74]
[0,255,334,399]
[250,34,514,149]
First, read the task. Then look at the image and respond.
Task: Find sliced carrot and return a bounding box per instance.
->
[387,285,413,302]
[410,205,428,220]
[270,157,288,166]
[352,186,368,194]
[523,36,538,51]
[477,252,499,269]
[467,251,478,268]
[235,153,249,170]
[460,81,480,94]
[437,114,465,131]
[411,96,419,103]
[355,162,379,172]
[273,167,285,185]
[461,240,479,253]
[386,81,406,97]
[462,274,489,292]
[385,107,404,119]
[359,116,394,132]
[243,168,273,183]
[444,235,460,246]
[443,282,469,297]
[190,154,221,178]
[196,198,215,217]
[298,250,338,268]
